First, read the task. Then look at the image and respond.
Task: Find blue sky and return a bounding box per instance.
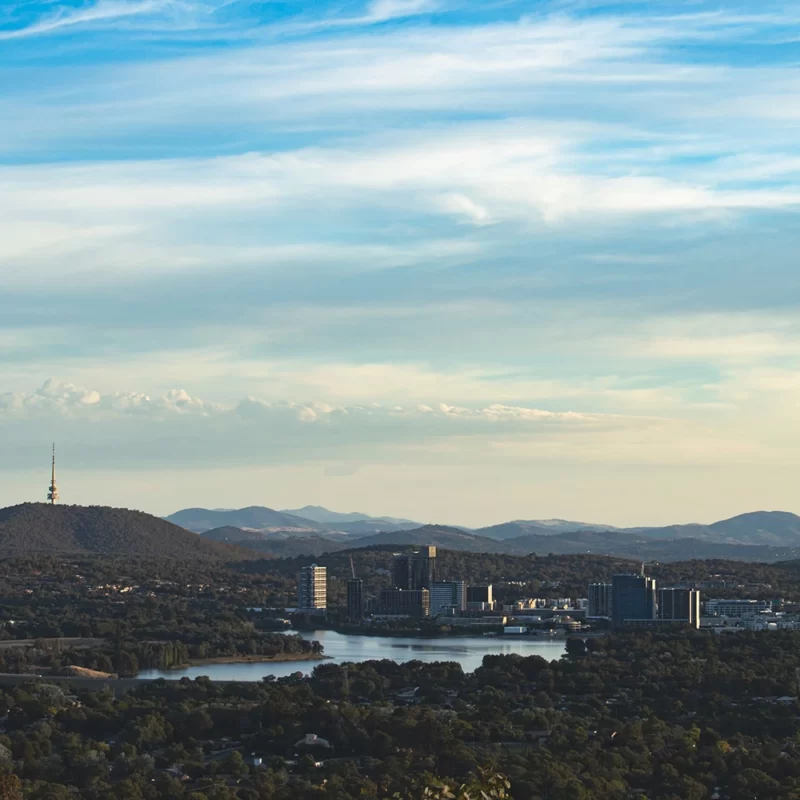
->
[2,0,800,525]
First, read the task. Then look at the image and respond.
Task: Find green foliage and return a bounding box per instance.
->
[5,550,800,797]
[418,770,512,800]
[0,772,21,800]
[2,630,800,797]
[0,556,315,674]
[0,503,253,561]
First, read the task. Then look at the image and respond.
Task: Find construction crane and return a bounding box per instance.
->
[349,555,357,579]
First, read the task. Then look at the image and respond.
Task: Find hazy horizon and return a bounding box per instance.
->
[2,484,797,532]
[3,0,800,525]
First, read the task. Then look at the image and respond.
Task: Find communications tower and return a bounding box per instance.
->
[47,444,59,504]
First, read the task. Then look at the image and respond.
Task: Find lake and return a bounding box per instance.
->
[137,630,567,681]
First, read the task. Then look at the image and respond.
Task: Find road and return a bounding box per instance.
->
[0,637,104,650]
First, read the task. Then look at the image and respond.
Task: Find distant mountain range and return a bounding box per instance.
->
[177,506,800,563]
[475,512,800,546]
[164,506,321,533]
[200,526,343,558]
[346,525,510,553]
[165,505,420,536]
[281,505,419,527]
[478,519,623,540]
[3,502,800,565]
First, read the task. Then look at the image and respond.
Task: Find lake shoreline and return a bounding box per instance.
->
[182,652,329,667]
[136,632,567,682]
[295,626,567,640]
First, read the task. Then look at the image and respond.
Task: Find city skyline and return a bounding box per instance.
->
[3,1,800,524]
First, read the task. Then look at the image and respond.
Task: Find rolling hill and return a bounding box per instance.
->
[200,526,266,543]
[708,511,800,545]
[164,506,321,533]
[627,511,800,545]
[351,525,512,553]
[222,536,349,558]
[502,528,800,562]
[478,511,800,548]
[168,505,426,537]
[281,505,420,527]
[329,520,423,536]
[167,504,800,561]
[478,519,622,540]
[199,526,350,557]
[0,504,251,560]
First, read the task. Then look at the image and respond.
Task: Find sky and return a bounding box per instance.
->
[2,0,800,527]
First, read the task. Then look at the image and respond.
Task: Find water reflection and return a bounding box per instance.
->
[138,630,567,682]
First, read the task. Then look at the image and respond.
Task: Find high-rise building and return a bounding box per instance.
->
[611,573,656,629]
[347,578,364,620]
[391,547,437,590]
[588,583,612,618]
[379,588,430,617]
[658,588,700,628]
[390,556,408,590]
[430,581,466,614]
[298,565,327,611]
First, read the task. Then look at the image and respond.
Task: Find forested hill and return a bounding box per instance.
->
[0,503,252,561]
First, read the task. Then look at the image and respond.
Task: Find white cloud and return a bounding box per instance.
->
[436,193,492,225]
[0,376,785,483]
[3,3,800,518]
[0,0,168,40]
[5,123,800,287]
[0,379,609,426]
[0,379,219,418]
[366,0,438,22]
[2,6,799,300]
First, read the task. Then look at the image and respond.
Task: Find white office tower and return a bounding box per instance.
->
[298,564,327,611]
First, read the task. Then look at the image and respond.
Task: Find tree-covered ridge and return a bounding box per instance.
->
[0,504,253,561]
[2,631,800,797]
[0,557,306,675]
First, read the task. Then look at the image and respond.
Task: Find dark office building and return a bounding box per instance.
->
[467,585,493,605]
[347,578,365,620]
[658,588,700,629]
[611,573,656,629]
[588,583,612,618]
[391,546,437,590]
[430,581,467,614]
[379,588,430,617]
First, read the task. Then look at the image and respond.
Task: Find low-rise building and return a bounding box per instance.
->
[705,599,771,617]
[379,588,430,617]
[447,616,507,627]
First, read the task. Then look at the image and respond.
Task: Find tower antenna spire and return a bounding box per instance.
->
[47,444,59,505]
